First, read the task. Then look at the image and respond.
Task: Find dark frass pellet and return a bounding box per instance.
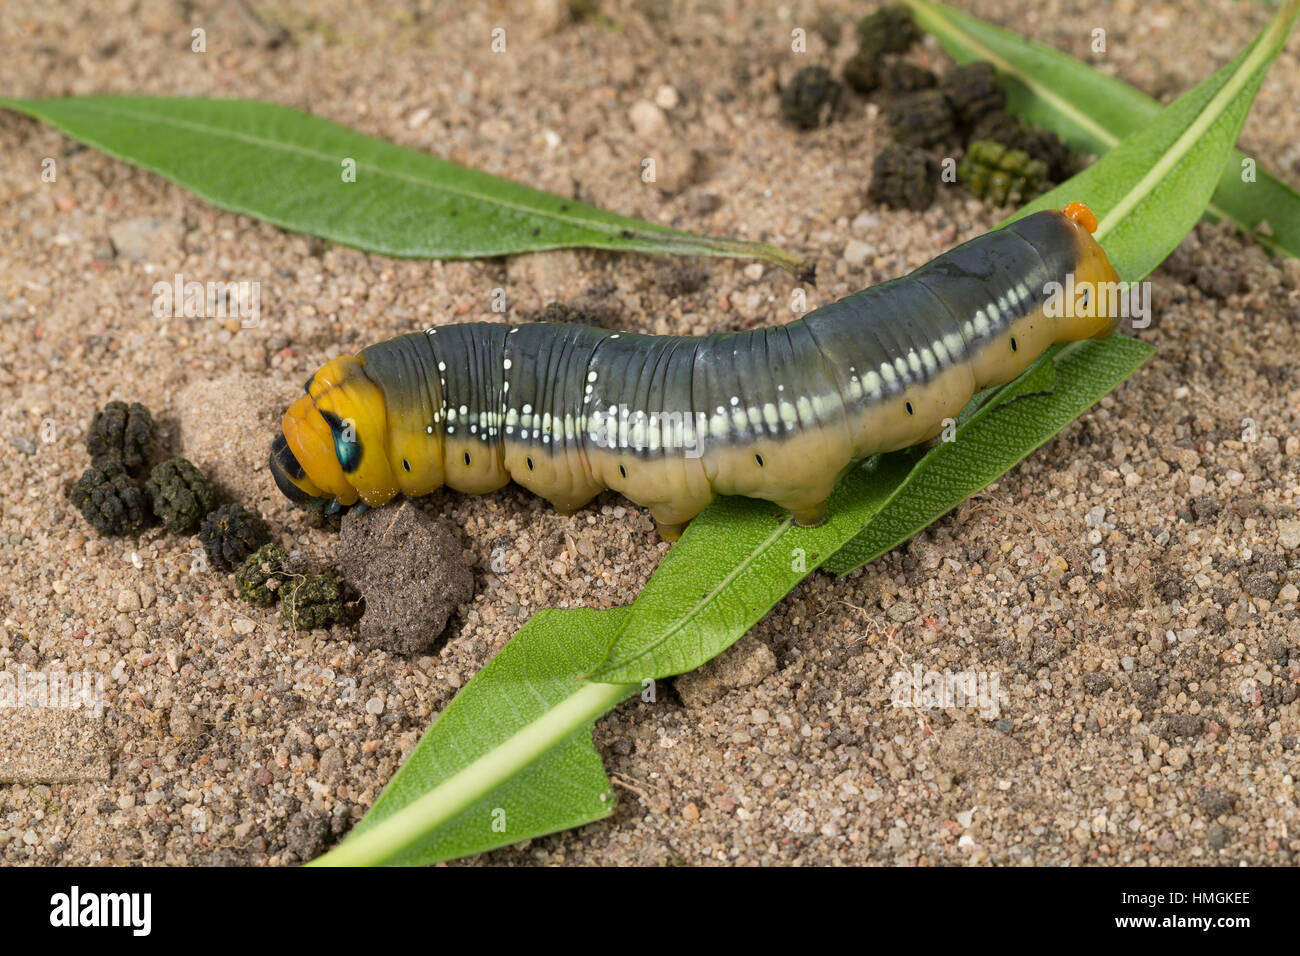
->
[869,144,938,210]
[235,543,289,607]
[971,111,1077,183]
[970,110,1023,146]
[885,89,955,147]
[941,62,1005,128]
[880,61,937,95]
[856,5,921,55]
[843,49,880,95]
[145,457,218,534]
[780,66,842,130]
[86,400,156,470]
[1010,126,1076,183]
[280,574,342,630]
[959,140,1049,206]
[69,455,151,537]
[199,503,271,571]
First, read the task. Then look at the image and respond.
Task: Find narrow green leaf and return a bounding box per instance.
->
[0,96,813,279]
[309,607,636,867]
[905,0,1300,258]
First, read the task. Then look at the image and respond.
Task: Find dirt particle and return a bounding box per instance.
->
[338,501,474,656]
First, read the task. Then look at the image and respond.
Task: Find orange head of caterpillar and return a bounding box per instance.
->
[269,355,405,513]
[1053,201,1123,340]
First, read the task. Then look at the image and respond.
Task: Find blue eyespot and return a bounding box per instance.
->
[322,411,362,473]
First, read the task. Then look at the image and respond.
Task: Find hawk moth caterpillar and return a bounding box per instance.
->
[270,202,1120,539]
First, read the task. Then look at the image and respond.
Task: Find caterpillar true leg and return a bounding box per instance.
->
[270,204,1121,538]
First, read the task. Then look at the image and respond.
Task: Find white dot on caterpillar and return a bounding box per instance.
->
[459,404,468,415]
[730,396,739,406]
[503,382,509,392]
[425,425,433,434]
[523,404,532,413]
[503,358,512,370]
[587,371,598,382]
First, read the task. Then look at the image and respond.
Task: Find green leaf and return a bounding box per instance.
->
[0,96,813,279]
[309,607,637,867]
[905,0,1300,259]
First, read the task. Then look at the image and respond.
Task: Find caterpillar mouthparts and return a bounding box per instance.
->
[272,203,1120,539]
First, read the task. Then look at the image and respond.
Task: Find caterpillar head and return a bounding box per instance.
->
[267,352,429,513]
[271,338,450,512]
[1055,201,1123,340]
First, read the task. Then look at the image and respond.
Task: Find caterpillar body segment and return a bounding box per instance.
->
[271,204,1120,538]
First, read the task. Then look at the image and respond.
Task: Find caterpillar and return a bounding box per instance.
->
[270,202,1119,539]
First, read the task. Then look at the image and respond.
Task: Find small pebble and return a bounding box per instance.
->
[843,239,874,267]
[654,84,679,110]
[629,100,667,136]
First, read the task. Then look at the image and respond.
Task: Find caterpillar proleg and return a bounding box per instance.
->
[271,203,1120,539]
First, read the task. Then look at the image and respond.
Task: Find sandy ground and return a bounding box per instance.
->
[1,0,1299,866]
